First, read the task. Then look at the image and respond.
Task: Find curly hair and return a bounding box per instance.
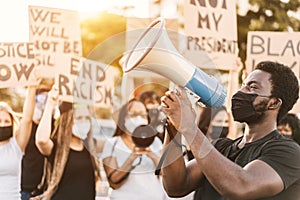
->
[255,61,299,122]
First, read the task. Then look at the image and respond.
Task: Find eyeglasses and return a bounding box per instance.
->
[127,112,148,118]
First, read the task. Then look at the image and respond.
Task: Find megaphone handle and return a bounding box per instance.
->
[154,120,185,175]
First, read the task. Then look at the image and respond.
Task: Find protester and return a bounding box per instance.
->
[185,105,230,162]
[277,113,300,145]
[21,80,54,200]
[198,106,230,141]
[0,85,37,200]
[160,61,300,199]
[32,87,101,200]
[101,99,165,200]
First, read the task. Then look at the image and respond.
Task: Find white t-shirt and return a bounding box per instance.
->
[101,136,165,200]
[0,137,23,200]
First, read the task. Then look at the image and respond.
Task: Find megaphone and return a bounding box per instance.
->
[132,125,157,148]
[123,17,226,108]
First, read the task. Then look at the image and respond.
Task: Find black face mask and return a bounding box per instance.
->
[281,134,293,140]
[231,91,269,124]
[0,126,13,141]
[208,126,229,140]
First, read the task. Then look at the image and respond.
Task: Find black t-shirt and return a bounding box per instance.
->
[50,144,96,200]
[194,130,300,200]
[21,122,45,192]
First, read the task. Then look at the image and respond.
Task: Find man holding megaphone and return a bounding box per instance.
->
[160,61,300,199]
[122,17,300,199]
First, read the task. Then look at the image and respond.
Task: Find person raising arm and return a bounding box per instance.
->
[0,83,37,200]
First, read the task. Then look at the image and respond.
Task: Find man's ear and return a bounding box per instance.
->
[268,98,282,110]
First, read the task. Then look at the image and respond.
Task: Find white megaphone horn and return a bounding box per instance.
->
[123,17,226,108]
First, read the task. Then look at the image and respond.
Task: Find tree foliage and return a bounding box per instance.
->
[80,11,126,66]
[237,0,300,63]
[0,88,25,112]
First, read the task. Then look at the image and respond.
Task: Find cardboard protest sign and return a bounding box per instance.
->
[183,0,238,70]
[0,42,37,88]
[28,5,82,76]
[246,31,300,113]
[57,55,120,107]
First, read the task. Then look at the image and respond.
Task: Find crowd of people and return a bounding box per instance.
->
[0,61,299,200]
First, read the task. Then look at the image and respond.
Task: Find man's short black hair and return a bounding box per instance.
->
[255,61,299,122]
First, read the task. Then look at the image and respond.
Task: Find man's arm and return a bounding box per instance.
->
[189,129,283,199]
[161,127,204,197]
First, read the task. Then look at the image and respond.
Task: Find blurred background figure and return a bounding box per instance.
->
[0,84,37,200]
[197,106,230,144]
[185,106,231,162]
[202,106,230,141]
[277,113,300,145]
[32,87,101,200]
[138,91,166,142]
[101,99,165,200]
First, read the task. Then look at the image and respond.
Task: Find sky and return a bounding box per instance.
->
[0,0,122,42]
[1,0,298,42]
[0,0,240,42]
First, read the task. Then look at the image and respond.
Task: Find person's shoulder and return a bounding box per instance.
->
[211,137,239,154]
[263,133,300,153]
[104,137,118,146]
[101,137,119,158]
[213,137,237,147]
[275,136,299,147]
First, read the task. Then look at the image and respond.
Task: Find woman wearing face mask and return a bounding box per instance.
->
[205,106,230,141]
[32,87,101,200]
[21,85,55,200]
[277,113,300,145]
[186,106,231,163]
[101,99,165,200]
[0,85,37,200]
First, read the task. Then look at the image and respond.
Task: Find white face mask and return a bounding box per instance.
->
[72,121,91,140]
[125,116,148,133]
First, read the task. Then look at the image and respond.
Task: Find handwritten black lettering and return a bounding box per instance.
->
[0,65,11,81]
[187,36,237,54]
[13,63,35,81]
[30,8,61,24]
